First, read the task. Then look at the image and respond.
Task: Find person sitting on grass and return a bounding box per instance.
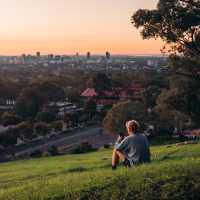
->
[112,120,150,170]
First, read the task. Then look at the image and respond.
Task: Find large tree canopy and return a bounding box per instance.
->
[15,87,43,119]
[132,0,200,127]
[15,81,65,119]
[92,73,112,94]
[103,101,147,135]
[132,0,200,56]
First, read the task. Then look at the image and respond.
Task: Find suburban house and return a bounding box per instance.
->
[0,99,16,113]
[81,82,143,106]
[43,99,83,119]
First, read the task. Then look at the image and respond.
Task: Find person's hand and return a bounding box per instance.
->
[117,135,125,143]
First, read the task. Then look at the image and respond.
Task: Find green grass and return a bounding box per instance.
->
[0,143,200,200]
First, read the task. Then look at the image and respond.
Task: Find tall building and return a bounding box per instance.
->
[36,52,41,62]
[36,52,40,58]
[21,54,26,63]
[106,51,111,59]
[48,54,54,61]
[87,52,91,59]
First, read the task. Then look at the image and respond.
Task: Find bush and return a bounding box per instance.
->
[51,121,63,132]
[1,112,22,126]
[36,111,56,123]
[48,146,59,156]
[156,122,174,136]
[41,151,51,157]
[34,122,51,137]
[0,145,5,156]
[103,144,111,149]
[71,142,95,154]
[17,121,34,142]
[30,150,43,158]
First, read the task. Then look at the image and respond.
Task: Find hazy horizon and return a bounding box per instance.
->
[0,0,162,55]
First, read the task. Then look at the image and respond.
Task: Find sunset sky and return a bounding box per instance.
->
[0,0,162,55]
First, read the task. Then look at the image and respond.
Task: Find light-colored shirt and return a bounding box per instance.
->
[115,134,150,165]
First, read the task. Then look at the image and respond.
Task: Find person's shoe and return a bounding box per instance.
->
[123,158,131,168]
[112,165,117,170]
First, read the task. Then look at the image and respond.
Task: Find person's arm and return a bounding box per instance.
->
[115,135,125,144]
[115,137,129,152]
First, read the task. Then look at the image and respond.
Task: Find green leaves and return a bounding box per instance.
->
[103,101,146,135]
[132,0,200,55]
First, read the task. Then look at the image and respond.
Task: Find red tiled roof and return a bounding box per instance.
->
[81,88,98,97]
[81,85,143,98]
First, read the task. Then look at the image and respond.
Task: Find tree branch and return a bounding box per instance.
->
[180,0,200,8]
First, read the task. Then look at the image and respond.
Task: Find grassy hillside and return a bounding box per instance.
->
[0,143,200,200]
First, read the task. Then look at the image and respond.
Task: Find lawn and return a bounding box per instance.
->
[0,142,200,200]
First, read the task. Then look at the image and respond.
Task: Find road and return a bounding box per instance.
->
[15,127,103,157]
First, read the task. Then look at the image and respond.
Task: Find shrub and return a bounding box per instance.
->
[103,144,111,149]
[48,146,59,156]
[36,111,56,123]
[42,151,51,157]
[34,122,51,137]
[71,142,95,154]
[1,112,22,126]
[51,121,63,132]
[30,150,43,158]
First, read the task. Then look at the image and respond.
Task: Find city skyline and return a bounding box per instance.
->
[0,0,162,55]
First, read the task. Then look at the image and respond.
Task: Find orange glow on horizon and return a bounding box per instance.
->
[0,38,163,56]
[0,0,161,55]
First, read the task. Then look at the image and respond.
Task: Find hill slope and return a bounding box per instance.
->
[0,143,200,200]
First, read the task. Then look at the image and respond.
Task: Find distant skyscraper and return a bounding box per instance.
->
[147,59,154,66]
[36,52,40,57]
[48,54,54,59]
[36,52,40,62]
[21,54,26,63]
[106,51,111,59]
[87,52,91,59]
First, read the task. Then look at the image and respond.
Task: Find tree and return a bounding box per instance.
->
[34,122,51,138]
[64,113,78,127]
[132,0,200,56]
[0,145,5,158]
[0,129,18,147]
[17,122,34,142]
[34,81,65,103]
[142,85,162,108]
[1,112,22,126]
[156,89,190,135]
[92,73,112,94]
[15,87,43,119]
[51,121,63,132]
[65,89,81,104]
[132,0,200,126]
[15,81,65,120]
[0,78,22,101]
[103,101,147,135]
[0,128,18,157]
[84,99,97,120]
[36,111,56,123]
